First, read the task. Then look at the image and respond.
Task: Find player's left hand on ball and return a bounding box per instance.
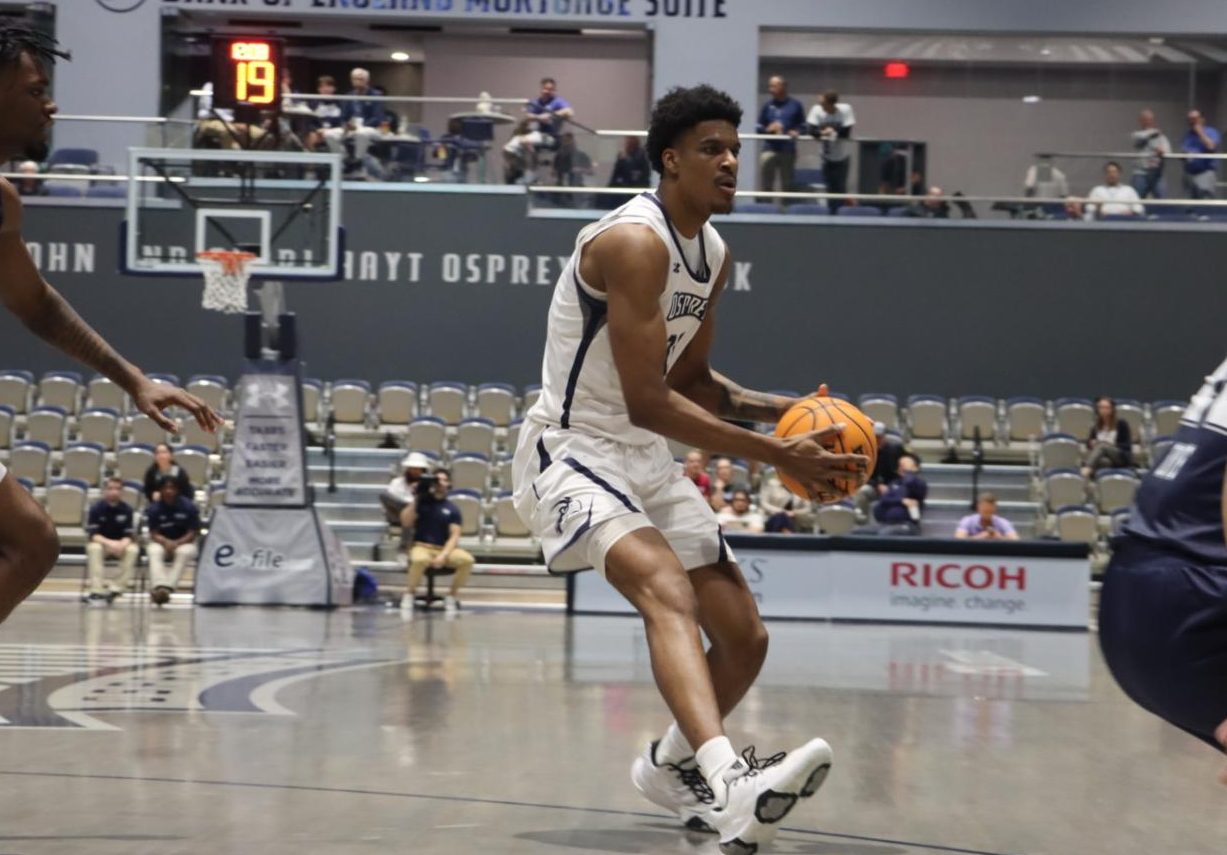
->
[134,379,223,434]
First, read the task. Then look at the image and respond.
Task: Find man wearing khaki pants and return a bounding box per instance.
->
[400,468,474,615]
[144,476,201,606]
[84,477,138,604]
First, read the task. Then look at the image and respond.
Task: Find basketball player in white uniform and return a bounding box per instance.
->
[0,26,220,624]
[513,85,867,853]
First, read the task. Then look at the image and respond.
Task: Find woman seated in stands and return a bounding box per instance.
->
[143,443,194,504]
[1082,396,1133,478]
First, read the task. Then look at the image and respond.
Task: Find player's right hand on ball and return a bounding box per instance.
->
[775,423,869,498]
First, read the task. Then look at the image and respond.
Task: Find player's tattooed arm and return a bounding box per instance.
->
[711,371,795,423]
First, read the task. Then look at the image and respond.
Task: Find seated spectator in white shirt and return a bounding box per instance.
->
[1082,161,1144,220]
[717,489,765,534]
[759,470,814,533]
[709,457,748,512]
[15,160,42,196]
[954,493,1020,541]
[381,451,431,528]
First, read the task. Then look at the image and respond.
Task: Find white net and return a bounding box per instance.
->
[198,251,255,314]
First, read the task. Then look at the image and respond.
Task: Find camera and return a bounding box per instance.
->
[415,473,438,497]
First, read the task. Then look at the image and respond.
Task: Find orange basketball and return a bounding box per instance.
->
[773,396,878,501]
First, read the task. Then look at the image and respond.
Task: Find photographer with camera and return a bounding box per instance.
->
[400,468,475,616]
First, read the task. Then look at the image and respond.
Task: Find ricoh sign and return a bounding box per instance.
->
[571,540,1089,629]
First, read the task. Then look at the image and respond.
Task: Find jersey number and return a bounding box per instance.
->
[666,333,686,364]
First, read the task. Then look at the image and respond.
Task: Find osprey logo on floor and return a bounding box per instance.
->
[0,644,401,730]
[666,292,709,323]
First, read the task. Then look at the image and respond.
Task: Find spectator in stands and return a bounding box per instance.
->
[683,449,712,499]
[1131,109,1169,199]
[84,477,138,603]
[955,493,1020,541]
[503,118,544,184]
[143,443,193,504]
[145,476,201,606]
[381,451,431,527]
[808,91,855,212]
[861,452,927,536]
[717,489,765,534]
[437,117,482,182]
[756,75,805,204]
[1182,109,1221,200]
[908,185,949,218]
[854,423,905,522]
[15,159,41,196]
[194,81,266,151]
[599,135,652,208]
[759,470,813,534]
[304,75,344,152]
[1081,161,1144,220]
[401,469,474,616]
[525,77,574,150]
[1083,396,1133,477]
[323,68,385,169]
[709,457,748,512]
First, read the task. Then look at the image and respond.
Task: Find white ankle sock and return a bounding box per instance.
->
[695,735,737,784]
[655,722,693,765]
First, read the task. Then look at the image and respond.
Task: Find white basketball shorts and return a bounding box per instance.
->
[0,461,7,484]
[513,420,733,575]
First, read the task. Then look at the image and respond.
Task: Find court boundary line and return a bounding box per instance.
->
[0,769,1016,855]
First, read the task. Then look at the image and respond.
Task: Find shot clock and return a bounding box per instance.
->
[210,37,285,112]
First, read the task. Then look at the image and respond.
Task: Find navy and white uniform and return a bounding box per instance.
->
[512,193,730,574]
[1099,356,1227,748]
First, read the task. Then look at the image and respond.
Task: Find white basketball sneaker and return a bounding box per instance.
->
[629,741,715,832]
[705,739,834,854]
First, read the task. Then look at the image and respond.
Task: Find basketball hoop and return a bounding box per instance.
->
[197,250,257,314]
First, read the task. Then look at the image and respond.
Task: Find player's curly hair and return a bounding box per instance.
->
[0,24,69,71]
[646,85,742,175]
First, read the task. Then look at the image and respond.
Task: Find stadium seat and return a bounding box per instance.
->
[1150,400,1185,438]
[85,185,126,199]
[956,396,998,444]
[24,405,67,450]
[330,379,372,427]
[836,205,883,217]
[733,202,778,214]
[450,452,491,494]
[493,454,515,491]
[1043,468,1087,512]
[120,480,145,512]
[86,375,128,413]
[1114,399,1147,440]
[1055,504,1098,544]
[376,381,419,428]
[115,444,155,485]
[905,394,949,448]
[428,382,469,424]
[186,375,230,415]
[785,203,829,216]
[47,148,100,169]
[493,492,531,538]
[407,416,448,458]
[815,501,857,535]
[448,489,484,537]
[475,383,517,427]
[176,445,213,491]
[1094,468,1140,515]
[37,371,84,413]
[1053,397,1095,439]
[505,418,523,454]
[76,407,121,451]
[44,183,84,198]
[128,413,170,447]
[455,417,496,457]
[45,479,88,527]
[1005,397,1047,443]
[1038,432,1082,471]
[1109,507,1132,537]
[522,384,542,414]
[0,405,13,450]
[9,441,51,486]
[180,418,221,453]
[61,442,105,487]
[858,393,899,432]
[301,378,324,426]
[0,370,34,414]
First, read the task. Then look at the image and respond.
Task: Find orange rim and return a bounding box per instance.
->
[196,250,257,276]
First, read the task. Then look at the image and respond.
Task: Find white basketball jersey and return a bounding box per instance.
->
[526,193,727,446]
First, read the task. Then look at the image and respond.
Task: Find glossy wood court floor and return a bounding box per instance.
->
[0,600,1222,855]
